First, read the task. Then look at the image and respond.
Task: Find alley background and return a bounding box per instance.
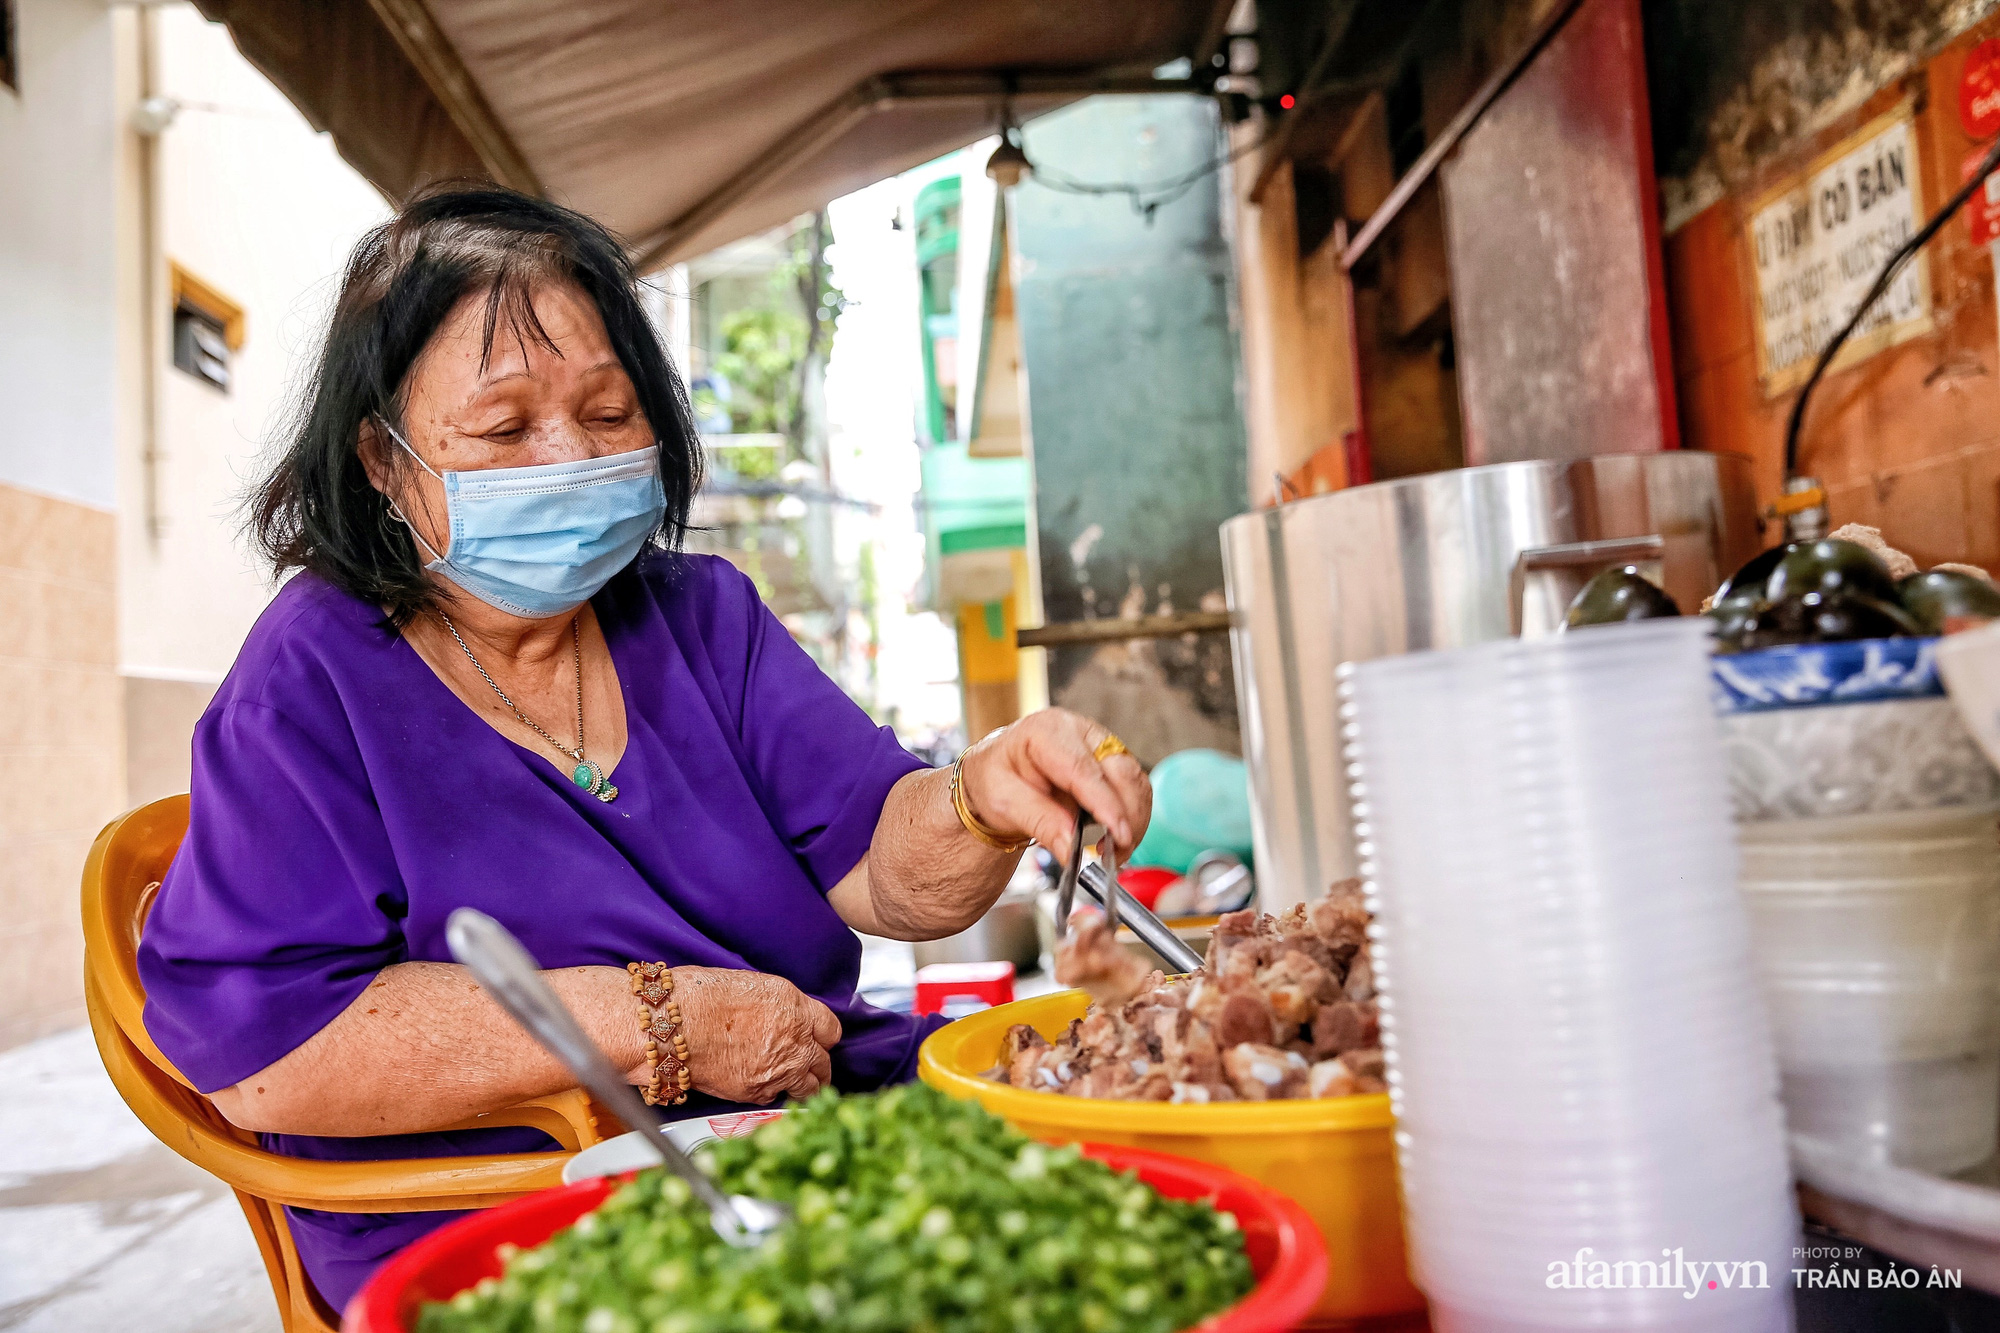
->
[0,4,966,1322]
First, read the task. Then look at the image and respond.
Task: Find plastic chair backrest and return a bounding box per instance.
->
[83,796,606,1151]
[82,795,197,1085]
[81,797,599,1330]
[84,796,342,1330]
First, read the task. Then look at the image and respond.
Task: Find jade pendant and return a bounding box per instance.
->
[571,759,618,803]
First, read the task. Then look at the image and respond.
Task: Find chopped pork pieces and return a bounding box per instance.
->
[998,880,1387,1103]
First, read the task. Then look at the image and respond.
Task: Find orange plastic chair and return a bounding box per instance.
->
[82,795,606,1331]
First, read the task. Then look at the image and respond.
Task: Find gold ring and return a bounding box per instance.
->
[1092,734,1130,763]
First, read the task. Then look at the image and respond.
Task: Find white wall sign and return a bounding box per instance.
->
[1748,107,1932,395]
[1992,242,2000,358]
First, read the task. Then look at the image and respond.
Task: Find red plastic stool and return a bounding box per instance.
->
[915,961,1015,1018]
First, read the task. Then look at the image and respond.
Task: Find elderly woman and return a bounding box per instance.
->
[138,186,1149,1309]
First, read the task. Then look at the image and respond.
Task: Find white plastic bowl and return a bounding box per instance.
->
[1740,806,2000,1172]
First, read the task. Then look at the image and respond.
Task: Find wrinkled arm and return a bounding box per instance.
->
[210,959,847,1135]
[827,766,1019,940]
[829,709,1152,941]
[209,961,645,1136]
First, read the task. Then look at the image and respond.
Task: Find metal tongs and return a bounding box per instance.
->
[1079,861,1205,974]
[1052,813,1088,939]
[445,908,790,1247]
[1052,812,1120,938]
[1052,813,1205,975]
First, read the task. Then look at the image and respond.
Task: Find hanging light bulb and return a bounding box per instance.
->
[985,137,1033,188]
[984,101,1033,188]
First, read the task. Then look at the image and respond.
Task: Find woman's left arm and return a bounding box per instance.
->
[828,708,1150,941]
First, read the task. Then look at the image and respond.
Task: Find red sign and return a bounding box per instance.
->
[1965,149,2000,245]
[1964,39,2000,140]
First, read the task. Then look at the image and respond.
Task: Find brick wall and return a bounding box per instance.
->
[1666,17,2000,571]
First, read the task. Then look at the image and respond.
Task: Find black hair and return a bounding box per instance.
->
[249,182,700,627]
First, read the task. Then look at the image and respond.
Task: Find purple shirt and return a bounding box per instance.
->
[139,553,938,1310]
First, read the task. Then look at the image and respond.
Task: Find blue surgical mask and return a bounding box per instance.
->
[383,422,666,619]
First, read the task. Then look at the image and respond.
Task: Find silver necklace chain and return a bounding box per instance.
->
[439,611,585,765]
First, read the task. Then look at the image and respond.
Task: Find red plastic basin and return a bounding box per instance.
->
[1118,865,1184,911]
[346,1142,1327,1333]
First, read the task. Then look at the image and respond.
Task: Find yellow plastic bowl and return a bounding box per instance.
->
[919,990,1424,1327]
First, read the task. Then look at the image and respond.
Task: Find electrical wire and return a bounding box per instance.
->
[1784,130,2000,479]
[1029,128,1274,219]
[1020,45,1360,218]
[1023,0,1423,221]
[1023,70,1385,218]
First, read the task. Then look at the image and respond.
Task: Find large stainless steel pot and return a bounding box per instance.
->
[1220,451,1759,911]
[912,894,1043,972]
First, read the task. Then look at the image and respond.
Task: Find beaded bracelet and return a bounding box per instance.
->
[628,961,691,1106]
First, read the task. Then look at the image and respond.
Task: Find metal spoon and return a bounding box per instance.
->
[445,907,790,1247]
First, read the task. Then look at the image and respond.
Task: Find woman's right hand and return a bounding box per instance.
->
[669,966,842,1104]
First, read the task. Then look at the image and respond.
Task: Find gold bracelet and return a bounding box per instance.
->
[950,753,1029,853]
[628,962,691,1106]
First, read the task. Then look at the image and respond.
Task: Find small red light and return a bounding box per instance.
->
[1280,94,1296,109]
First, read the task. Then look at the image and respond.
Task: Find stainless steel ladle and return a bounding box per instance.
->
[445,907,790,1247]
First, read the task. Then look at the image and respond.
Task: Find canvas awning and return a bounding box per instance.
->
[193,0,1228,265]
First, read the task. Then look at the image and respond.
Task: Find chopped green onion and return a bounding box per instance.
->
[417,1085,1253,1333]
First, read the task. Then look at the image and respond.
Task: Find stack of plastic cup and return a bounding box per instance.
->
[1338,620,1796,1333]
